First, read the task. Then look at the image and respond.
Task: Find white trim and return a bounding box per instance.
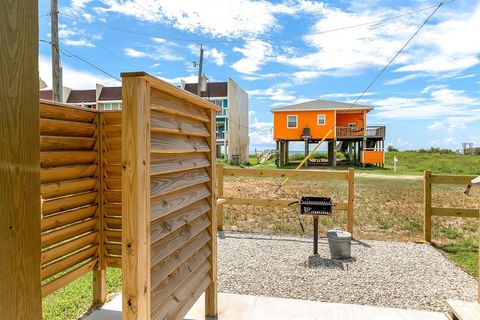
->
[97,100,122,103]
[287,115,297,129]
[317,114,326,126]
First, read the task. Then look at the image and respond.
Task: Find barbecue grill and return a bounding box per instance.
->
[290,196,335,255]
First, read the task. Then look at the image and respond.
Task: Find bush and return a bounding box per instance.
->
[387,145,399,152]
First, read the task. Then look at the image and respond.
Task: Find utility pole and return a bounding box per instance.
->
[197,44,204,96]
[51,0,62,102]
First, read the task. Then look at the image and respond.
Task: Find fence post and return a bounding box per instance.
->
[217,163,224,231]
[121,76,151,319]
[478,206,480,303]
[424,170,432,243]
[347,168,355,236]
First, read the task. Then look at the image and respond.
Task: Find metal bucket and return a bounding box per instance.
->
[327,230,351,259]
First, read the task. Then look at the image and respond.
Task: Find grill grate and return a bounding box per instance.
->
[299,196,333,215]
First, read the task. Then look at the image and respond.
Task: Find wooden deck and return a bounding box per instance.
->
[447,300,480,320]
[84,293,449,320]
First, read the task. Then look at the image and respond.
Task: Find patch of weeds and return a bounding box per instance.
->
[376,216,392,230]
[439,239,478,277]
[439,226,461,240]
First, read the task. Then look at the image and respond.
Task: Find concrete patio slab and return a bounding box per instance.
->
[83,293,449,320]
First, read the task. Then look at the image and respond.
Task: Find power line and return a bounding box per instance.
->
[39,39,121,82]
[346,0,446,112]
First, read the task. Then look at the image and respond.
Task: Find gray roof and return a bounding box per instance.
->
[271,99,373,112]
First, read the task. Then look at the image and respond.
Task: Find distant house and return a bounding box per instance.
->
[40,78,249,163]
[39,84,122,110]
[184,79,249,164]
[271,99,385,167]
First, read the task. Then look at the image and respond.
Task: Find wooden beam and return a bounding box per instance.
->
[431,174,477,185]
[430,207,479,218]
[217,164,225,231]
[122,76,151,320]
[347,168,355,236]
[424,171,432,243]
[223,168,348,180]
[0,0,42,317]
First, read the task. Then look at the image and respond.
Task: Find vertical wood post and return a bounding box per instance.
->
[0,0,42,317]
[478,206,479,303]
[93,113,106,304]
[122,76,151,319]
[347,168,355,236]
[217,163,225,231]
[205,109,218,318]
[424,170,432,243]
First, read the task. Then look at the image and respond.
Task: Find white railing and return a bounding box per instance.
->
[216,131,227,140]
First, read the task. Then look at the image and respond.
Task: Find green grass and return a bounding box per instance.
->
[42,268,122,320]
[439,240,478,277]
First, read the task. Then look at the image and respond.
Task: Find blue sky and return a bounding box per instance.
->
[38,0,480,152]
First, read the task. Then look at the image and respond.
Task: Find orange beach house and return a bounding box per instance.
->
[271,99,385,167]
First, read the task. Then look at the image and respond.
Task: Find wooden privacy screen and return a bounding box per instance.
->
[40,100,101,297]
[121,72,220,320]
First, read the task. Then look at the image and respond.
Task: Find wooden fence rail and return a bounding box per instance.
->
[423,170,479,243]
[217,165,355,236]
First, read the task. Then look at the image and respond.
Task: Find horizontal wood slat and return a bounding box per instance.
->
[150,153,210,176]
[151,133,210,154]
[40,118,96,137]
[106,257,122,268]
[41,205,97,232]
[101,112,122,124]
[41,245,98,280]
[103,124,122,137]
[223,197,348,211]
[150,214,211,267]
[150,96,209,123]
[105,165,122,177]
[41,136,97,151]
[42,191,97,216]
[105,217,122,229]
[431,207,479,218]
[41,165,97,183]
[150,199,210,244]
[151,110,210,137]
[104,151,121,164]
[150,184,211,221]
[431,174,477,185]
[105,243,122,256]
[150,168,210,198]
[41,259,97,297]
[41,178,97,199]
[150,231,211,291]
[223,167,349,180]
[41,151,97,167]
[41,219,97,247]
[41,232,97,264]
[104,203,122,217]
[105,190,122,203]
[40,103,96,123]
[104,177,122,190]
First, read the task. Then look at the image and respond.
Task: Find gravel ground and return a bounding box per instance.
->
[217,231,477,313]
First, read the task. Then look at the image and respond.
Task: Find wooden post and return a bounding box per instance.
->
[93,113,106,304]
[205,109,218,318]
[424,170,432,243]
[332,139,337,167]
[122,76,151,319]
[0,0,42,317]
[217,163,225,231]
[347,168,355,236]
[478,206,479,303]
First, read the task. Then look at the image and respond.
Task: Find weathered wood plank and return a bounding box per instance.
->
[431,174,477,185]
[150,184,211,221]
[347,168,355,235]
[223,167,349,180]
[150,231,210,290]
[150,110,210,137]
[150,168,211,198]
[42,191,98,215]
[151,153,210,175]
[431,207,479,218]
[41,259,96,297]
[41,151,97,167]
[40,164,97,183]
[151,133,210,154]
[40,102,96,123]
[41,219,97,247]
[150,248,210,312]
[41,178,97,199]
[447,299,480,320]
[40,136,96,151]
[40,118,96,137]
[150,214,211,267]
[41,232,97,264]
[41,245,98,280]
[424,171,432,243]
[150,95,209,123]
[150,199,211,244]
[41,205,97,232]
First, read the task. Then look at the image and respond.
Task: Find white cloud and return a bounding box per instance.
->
[63,39,95,47]
[427,121,444,130]
[124,48,147,58]
[153,37,166,43]
[248,111,274,148]
[101,0,290,38]
[232,40,272,74]
[39,55,119,89]
[384,74,422,85]
[319,92,375,100]
[205,48,226,66]
[248,86,295,102]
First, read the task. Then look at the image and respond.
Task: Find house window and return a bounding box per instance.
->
[287,115,297,128]
[99,102,122,110]
[317,114,326,125]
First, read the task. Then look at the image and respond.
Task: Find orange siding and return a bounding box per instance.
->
[362,150,384,164]
[336,112,364,127]
[273,111,335,140]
